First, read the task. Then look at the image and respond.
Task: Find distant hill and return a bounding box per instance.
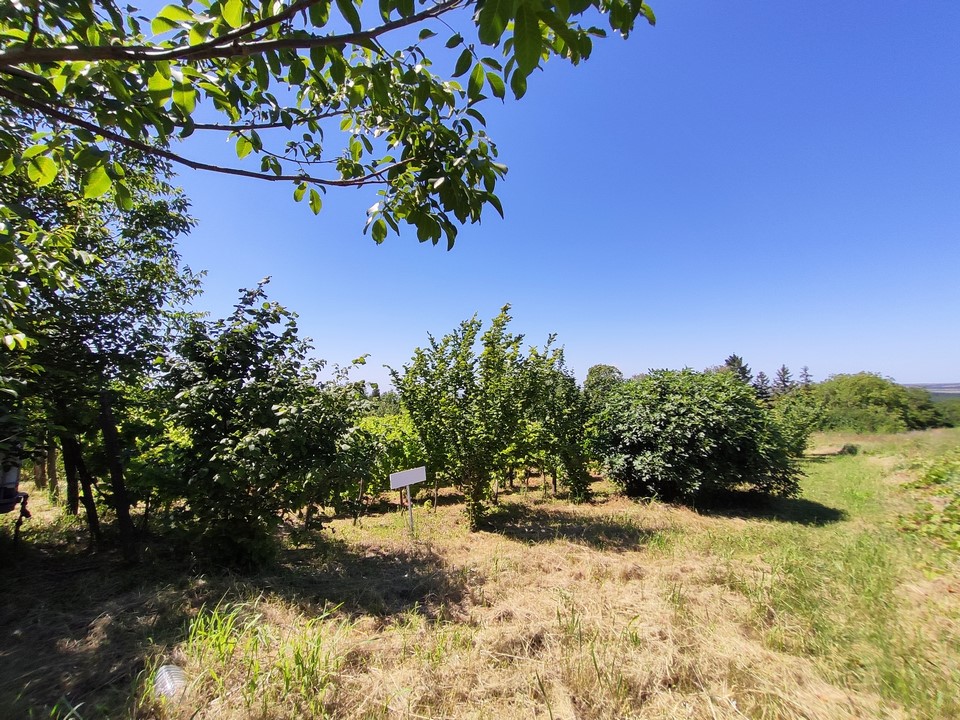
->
[906,383,960,401]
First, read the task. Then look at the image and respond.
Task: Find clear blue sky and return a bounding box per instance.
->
[173,1,960,388]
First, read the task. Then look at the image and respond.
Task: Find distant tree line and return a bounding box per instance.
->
[717,354,954,434]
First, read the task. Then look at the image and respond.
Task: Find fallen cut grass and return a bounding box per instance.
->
[2,429,959,719]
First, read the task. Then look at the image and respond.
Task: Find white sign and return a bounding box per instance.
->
[389,465,427,490]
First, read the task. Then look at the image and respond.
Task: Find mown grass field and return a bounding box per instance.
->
[2,429,960,719]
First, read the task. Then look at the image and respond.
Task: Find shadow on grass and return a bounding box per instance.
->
[482,502,667,550]
[693,490,847,526]
[260,541,473,620]
[0,526,471,719]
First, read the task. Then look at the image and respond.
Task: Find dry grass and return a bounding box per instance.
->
[3,430,960,719]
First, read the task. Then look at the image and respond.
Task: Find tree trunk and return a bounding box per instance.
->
[46,443,59,499]
[33,461,46,490]
[65,444,79,515]
[60,437,80,515]
[60,435,102,546]
[99,389,138,563]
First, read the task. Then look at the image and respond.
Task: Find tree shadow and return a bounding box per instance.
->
[0,539,193,719]
[0,528,472,719]
[482,502,666,551]
[693,490,847,526]
[255,540,474,620]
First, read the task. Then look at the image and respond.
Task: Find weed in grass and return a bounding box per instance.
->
[177,596,353,718]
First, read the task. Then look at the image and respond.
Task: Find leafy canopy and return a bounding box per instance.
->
[0,0,655,248]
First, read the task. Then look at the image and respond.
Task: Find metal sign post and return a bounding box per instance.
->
[390,466,428,536]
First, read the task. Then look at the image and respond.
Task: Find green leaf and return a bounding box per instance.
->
[26,155,57,186]
[486,71,505,99]
[172,82,197,114]
[236,135,253,159]
[329,51,346,85]
[453,48,472,78]
[309,188,323,214]
[468,63,485,100]
[288,57,306,85]
[372,218,387,243]
[640,3,656,26]
[419,28,437,41]
[335,0,362,32]
[477,0,511,45]
[147,70,173,103]
[510,68,527,99]
[151,4,194,35]
[115,181,134,211]
[293,183,307,202]
[446,33,463,49]
[21,144,47,159]
[309,0,331,26]
[222,0,244,28]
[513,3,542,75]
[486,192,504,218]
[189,21,212,45]
[83,165,112,199]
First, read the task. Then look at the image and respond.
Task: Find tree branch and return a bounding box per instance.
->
[0,0,464,66]
[0,86,413,188]
[178,0,326,60]
[25,2,41,49]
[183,110,346,131]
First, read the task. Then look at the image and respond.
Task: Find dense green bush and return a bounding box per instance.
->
[813,373,949,433]
[594,369,804,502]
[162,283,366,566]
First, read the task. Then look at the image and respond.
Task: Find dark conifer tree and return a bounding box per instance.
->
[723,354,753,385]
[753,371,773,403]
[774,365,794,396]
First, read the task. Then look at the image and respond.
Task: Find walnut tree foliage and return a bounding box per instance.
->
[0,0,656,250]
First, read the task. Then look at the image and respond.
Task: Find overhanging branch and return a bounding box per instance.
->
[183,110,347,131]
[0,0,464,66]
[0,86,414,188]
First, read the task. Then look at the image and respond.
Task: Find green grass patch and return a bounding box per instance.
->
[686,429,960,718]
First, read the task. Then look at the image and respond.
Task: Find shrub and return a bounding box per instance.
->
[161,284,366,566]
[595,369,803,502]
